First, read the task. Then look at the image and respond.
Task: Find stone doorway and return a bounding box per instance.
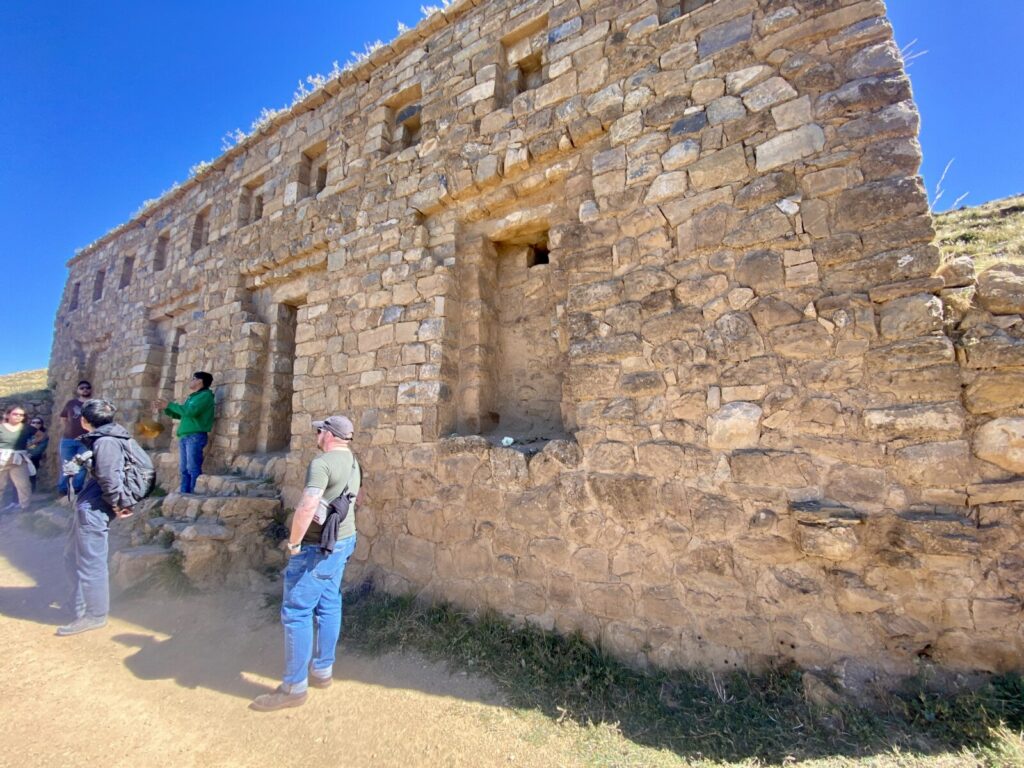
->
[257,301,299,453]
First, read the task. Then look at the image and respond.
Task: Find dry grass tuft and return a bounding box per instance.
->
[934,193,1024,273]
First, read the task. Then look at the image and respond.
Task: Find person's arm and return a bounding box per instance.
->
[286,459,328,552]
[28,434,48,460]
[177,389,214,419]
[163,401,183,419]
[91,438,131,513]
[287,487,323,552]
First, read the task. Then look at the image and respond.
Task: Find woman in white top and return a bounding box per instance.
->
[0,404,32,511]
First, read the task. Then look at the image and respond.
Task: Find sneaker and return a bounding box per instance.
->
[2,502,18,512]
[309,674,333,689]
[250,685,308,712]
[56,615,108,636]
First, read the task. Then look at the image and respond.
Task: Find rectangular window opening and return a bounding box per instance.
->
[154,233,169,271]
[119,255,135,288]
[93,269,106,302]
[500,15,547,107]
[527,244,550,268]
[299,142,328,200]
[395,104,422,151]
[69,282,80,311]
[238,175,265,227]
[190,208,210,253]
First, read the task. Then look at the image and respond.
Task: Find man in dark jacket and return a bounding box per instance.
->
[58,399,136,637]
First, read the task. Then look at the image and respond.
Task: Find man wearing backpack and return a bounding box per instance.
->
[250,415,360,711]
[58,398,150,637]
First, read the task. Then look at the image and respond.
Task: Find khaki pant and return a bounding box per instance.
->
[0,458,31,509]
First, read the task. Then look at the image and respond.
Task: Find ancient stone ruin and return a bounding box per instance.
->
[52,0,1024,679]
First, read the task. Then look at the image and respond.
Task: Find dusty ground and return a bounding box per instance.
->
[0,511,587,768]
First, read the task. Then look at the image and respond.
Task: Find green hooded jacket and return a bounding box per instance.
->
[163,388,215,437]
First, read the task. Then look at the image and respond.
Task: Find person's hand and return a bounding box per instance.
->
[114,506,134,519]
[152,399,166,410]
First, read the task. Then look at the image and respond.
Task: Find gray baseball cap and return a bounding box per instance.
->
[312,415,354,439]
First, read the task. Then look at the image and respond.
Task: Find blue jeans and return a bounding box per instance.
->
[178,432,208,493]
[58,437,87,494]
[280,535,357,693]
[65,494,112,619]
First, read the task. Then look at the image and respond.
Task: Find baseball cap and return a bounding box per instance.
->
[313,415,354,439]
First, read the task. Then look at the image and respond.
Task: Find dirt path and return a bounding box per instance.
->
[0,512,586,768]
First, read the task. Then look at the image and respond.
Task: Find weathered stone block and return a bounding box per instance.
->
[707,401,762,450]
[894,441,970,487]
[834,178,929,232]
[863,403,966,440]
[965,371,1024,414]
[973,418,1024,474]
[754,124,825,171]
[878,294,944,340]
[687,144,749,192]
[976,263,1024,315]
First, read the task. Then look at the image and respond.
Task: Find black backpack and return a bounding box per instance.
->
[118,436,156,506]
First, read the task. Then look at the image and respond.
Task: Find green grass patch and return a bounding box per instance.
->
[342,589,1024,766]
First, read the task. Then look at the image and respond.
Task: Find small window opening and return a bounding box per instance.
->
[154,233,168,271]
[119,255,135,288]
[500,16,547,107]
[190,208,210,253]
[93,269,106,301]
[238,175,265,227]
[527,245,550,267]
[299,142,327,200]
[395,104,422,151]
[69,282,80,311]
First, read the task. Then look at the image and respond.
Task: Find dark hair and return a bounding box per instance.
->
[193,371,213,389]
[77,380,92,388]
[4,403,26,417]
[81,398,116,428]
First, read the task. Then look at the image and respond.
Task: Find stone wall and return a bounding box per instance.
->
[52,0,1023,678]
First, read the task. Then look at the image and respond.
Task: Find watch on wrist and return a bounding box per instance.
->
[287,542,301,553]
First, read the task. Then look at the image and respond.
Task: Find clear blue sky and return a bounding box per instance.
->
[1,1,1021,375]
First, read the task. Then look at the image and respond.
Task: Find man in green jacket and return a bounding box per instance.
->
[155,371,215,494]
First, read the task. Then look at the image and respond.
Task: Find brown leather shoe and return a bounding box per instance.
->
[309,674,332,689]
[249,686,308,712]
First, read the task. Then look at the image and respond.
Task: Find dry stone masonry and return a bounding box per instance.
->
[52,0,1024,680]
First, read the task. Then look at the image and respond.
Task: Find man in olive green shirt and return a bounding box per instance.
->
[154,371,215,493]
[251,414,360,712]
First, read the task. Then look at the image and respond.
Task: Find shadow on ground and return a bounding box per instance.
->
[1,507,1021,766]
[0,510,499,709]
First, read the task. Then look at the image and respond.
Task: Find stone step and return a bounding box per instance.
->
[161,492,281,523]
[110,544,175,591]
[193,473,278,498]
[228,453,288,484]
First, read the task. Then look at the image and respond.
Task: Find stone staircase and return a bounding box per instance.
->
[112,453,289,591]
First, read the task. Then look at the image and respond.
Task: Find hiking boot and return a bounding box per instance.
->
[56,615,108,636]
[250,686,308,712]
[309,674,333,689]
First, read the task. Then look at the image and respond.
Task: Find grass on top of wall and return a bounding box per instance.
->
[341,588,1024,767]
[934,193,1024,273]
[0,368,47,399]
